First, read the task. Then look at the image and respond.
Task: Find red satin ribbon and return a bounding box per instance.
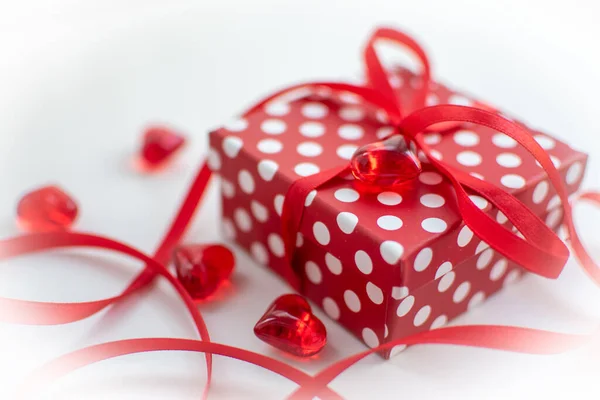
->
[2,26,600,400]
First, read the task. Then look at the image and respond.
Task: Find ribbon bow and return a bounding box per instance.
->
[2,26,600,400]
[245,27,592,288]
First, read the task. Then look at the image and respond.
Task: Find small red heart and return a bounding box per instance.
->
[173,244,235,300]
[139,126,186,169]
[16,185,78,232]
[254,294,327,357]
[350,134,422,191]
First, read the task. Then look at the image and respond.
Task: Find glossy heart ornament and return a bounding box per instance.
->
[350,134,422,190]
[173,244,235,300]
[16,185,78,232]
[254,294,327,357]
[139,126,186,169]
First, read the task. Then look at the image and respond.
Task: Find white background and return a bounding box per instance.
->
[1,0,600,399]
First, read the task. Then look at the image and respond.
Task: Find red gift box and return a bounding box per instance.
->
[208,41,587,359]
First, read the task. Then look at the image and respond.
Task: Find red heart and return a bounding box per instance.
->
[350,134,422,191]
[16,185,78,232]
[139,126,186,169]
[254,294,327,357]
[173,244,235,300]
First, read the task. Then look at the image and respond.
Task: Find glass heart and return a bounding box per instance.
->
[139,126,186,169]
[173,244,235,300]
[254,294,327,357]
[16,185,78,232]
[350,134,422,190]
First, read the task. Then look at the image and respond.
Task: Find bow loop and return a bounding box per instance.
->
[363,27,432,118]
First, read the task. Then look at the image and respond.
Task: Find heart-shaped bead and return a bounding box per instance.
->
[139,126,186,169]
[254,294,327,357]
[173,244,235,300]
[16,185,78,232]
[350,134,422,190]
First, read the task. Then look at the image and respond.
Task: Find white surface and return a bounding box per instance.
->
[1,0,600,399]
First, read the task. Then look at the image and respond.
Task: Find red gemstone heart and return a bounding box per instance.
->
[139,126,186,169]
[254,294,327,357]
[350,134,422,190]
[16,185,78,232]
[173,244,235,300]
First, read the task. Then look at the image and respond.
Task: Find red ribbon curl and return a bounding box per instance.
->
[2,27,600,400]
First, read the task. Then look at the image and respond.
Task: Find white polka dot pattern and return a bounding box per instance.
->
[221,179,235,199]
[257,138,283,154]
[392,286,409,300]
[419,172,443,185]
[532,180,549,204]
[501,174,526,189]
[420,194,445,208]
[234,208,252,232]
[261,119,286,135]
[421,218,447,233]
[294,162,320,177]
[305,261,323,284]
[377,192,402,206]
[566,162,583,185]
[380,241,404,265]
[438,271,455,292]
[496,153,522,168]
[302,102,328,119]
[223,136,244,158]
[300,121,325,137]
[476,248,494,270]
[238,170,255,194]
[454,130,479,147]
[339,106,365,121]
[366,282,384,304]
[490,259,507,281]
[397,296,415,317]
[250,242,268,265]
[297,142,323,157]
[430,314,447,329]
[337,212,359,234]
[414,248,433,272]
[325,253,343,275]
[264,102,290,116]
[435,262,453,279]
[250,200,268,222]
[390,345,407,357]
[257,160,279,181]
[377,215,403,231]
[344,290,361,312]
[313,222,330,245]
[457,151,482,167]
[207,148,221,171]
[267,233,285,257]
[338,124,364,140]
[453,281,471,303]
[457,226,473,247]
[355,250,373,274]
[304,190,317,207]
[362,328,380,348]
[413,305,431,327]
[468,291,485,309]
[492,133,517,148]
[336,144,358,160]
[210,67,587,356]
[323,297,340,320]
[334,188,360,203]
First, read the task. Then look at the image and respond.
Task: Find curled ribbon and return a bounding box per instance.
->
[2,27,600,400]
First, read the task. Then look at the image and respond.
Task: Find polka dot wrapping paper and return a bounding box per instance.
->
[208,66,587,358]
